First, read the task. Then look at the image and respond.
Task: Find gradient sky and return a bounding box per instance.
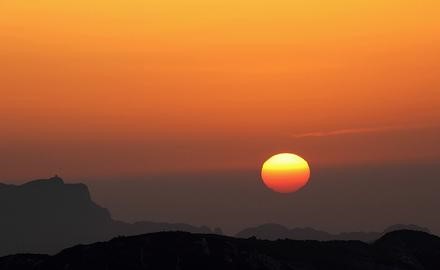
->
[1,0,440,233]
[2,0,440,179]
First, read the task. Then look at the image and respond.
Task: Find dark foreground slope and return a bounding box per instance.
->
[1,230,440,270]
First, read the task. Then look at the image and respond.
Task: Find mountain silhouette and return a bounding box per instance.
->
[0,176,433,259]
[1,230,439,270]
[236,223,430,242]
[0,176,212,256]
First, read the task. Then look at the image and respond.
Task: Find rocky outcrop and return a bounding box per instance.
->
[0,176,113,256]
[0,177,212,256]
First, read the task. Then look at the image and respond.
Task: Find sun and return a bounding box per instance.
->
[261,153,311,193]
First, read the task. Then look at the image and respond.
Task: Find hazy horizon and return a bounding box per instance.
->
[3,160,439,236]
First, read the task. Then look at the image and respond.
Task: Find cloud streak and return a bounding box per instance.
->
[291,124,436,139]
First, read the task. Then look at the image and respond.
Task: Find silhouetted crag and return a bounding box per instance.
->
[0,177,212,256]
[236,223,430,242]
[1,230,440,270]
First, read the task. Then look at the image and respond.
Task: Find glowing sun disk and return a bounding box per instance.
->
[261,153,310,193]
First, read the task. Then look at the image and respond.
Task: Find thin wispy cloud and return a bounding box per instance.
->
[291,124,436,139]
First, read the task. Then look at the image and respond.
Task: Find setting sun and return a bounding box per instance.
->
[261,153,311,193]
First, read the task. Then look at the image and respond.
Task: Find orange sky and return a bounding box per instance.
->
[1,0,440,180]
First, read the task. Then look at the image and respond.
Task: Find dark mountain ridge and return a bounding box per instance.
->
[1,230,440,270]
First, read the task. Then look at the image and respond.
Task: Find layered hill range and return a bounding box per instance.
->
[0,176,431,257]
[235,223,431,242]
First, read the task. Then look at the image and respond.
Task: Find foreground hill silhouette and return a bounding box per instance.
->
[1,230,440,270]
[0,176,212,256]
[236,223,431,242]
